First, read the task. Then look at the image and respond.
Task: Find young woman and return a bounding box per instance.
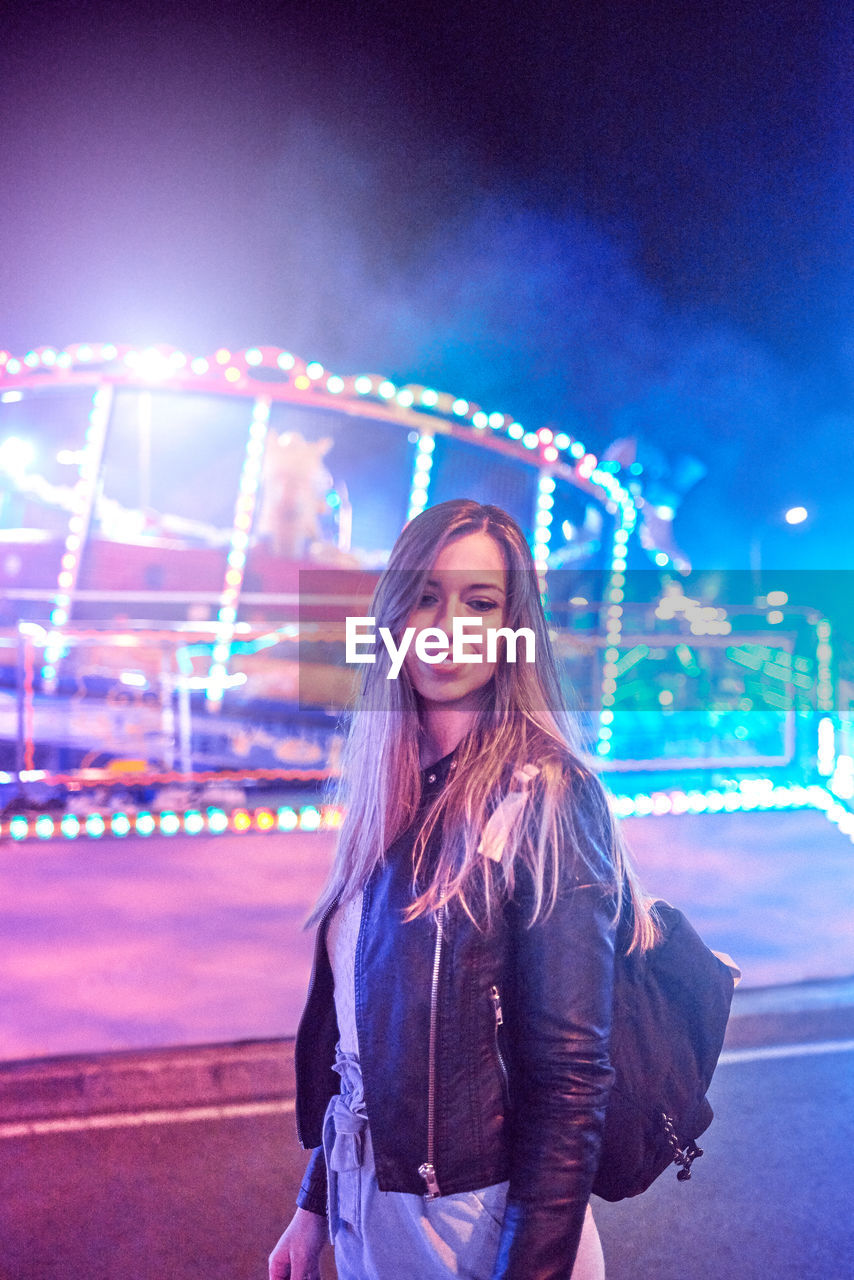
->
[269,499,658,1280]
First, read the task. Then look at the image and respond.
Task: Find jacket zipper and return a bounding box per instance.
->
[418,904,446,1199]
[490,984,510,1104]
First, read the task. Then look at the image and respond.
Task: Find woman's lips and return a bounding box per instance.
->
[429,659,464,674]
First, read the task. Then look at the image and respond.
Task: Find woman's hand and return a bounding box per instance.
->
[268,1206,328,1280]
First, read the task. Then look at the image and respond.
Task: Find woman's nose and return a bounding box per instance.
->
[431,599,459,639]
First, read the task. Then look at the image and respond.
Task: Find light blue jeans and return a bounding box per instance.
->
[322,1052,508,1280]
[322,1051,604,1280]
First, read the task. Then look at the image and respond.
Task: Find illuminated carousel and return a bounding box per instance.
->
[0,343,846,843]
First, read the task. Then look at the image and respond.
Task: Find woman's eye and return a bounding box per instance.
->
[469,598,499,612]
[417,593,438,607]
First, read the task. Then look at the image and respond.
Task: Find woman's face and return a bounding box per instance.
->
[402,531,507,709]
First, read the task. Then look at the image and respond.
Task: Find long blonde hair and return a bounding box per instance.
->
[310,499,658,951]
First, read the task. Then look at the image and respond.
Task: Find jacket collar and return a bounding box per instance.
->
[420,745,459,792]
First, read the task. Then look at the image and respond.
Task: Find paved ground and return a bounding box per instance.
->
[2,806,854,1061]
[2,996,853,1280]
[2,802,854,1278]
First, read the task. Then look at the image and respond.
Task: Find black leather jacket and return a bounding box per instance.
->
[294,748,617,1280]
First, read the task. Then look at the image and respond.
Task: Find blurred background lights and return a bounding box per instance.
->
[277,807,299,831]
[0,436,35,475]
[785,506,808,525]
[207,809,229,833]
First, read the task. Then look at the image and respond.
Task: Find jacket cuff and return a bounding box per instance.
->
[296,1145,328,1217]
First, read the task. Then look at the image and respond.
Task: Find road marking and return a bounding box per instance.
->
[719,1038,854,1065]
[0,1097,295,1140]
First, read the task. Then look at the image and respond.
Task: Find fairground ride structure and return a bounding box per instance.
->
[0,343,848,843]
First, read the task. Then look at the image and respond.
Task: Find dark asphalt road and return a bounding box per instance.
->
[3,1013,853,1280]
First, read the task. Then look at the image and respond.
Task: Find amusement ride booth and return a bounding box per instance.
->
[0,342,848,846]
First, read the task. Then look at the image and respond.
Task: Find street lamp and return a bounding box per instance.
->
[750,505,811,597]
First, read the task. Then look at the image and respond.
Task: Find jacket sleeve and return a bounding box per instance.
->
[492,772,617,1280]
[296,1144,328,1217]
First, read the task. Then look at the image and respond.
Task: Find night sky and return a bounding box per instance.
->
[2,0,851,571]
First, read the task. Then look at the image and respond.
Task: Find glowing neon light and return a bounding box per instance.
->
[407,434,435,521]
[43,385,114,680]
[3,791,849,844]
[207,396,271,704]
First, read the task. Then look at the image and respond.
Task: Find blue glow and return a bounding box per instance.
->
[208,808,229,833]
[299,806,321,830]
